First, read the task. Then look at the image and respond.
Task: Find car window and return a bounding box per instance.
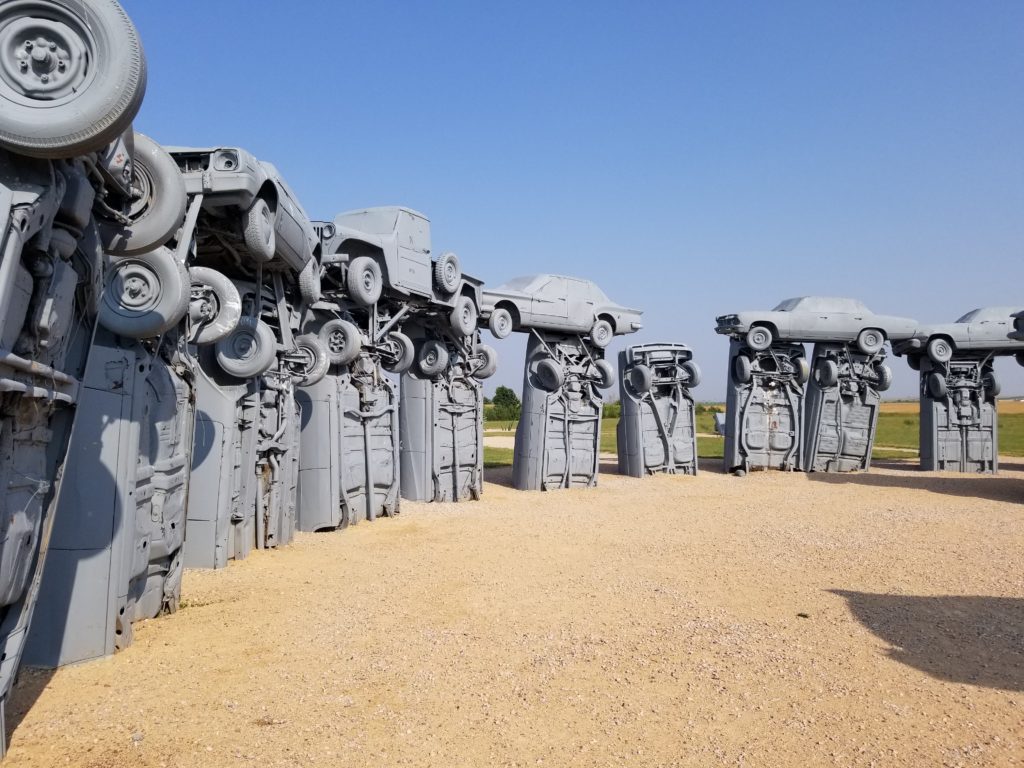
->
[538,277,566,299]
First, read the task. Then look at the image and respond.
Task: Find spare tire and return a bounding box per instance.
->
[0,0,146,158]
[99,247,189,339]
[418,339,449,377]
[472,343,498,380]
[433,252,461,294]
[189,266,241,345]
[215,317,277,379]
[318,318,361,366]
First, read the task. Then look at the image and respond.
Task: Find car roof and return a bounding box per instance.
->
[954,306,1023,323]
[772,296,871,313]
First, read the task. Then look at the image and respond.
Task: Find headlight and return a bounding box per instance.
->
[213,150,240,172]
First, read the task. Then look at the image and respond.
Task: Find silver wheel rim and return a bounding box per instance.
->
[107,260,161,317]
[0,10,95,106]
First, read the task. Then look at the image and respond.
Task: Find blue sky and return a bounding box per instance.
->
[125,0,1024,399]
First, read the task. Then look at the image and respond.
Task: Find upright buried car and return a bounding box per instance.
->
[715,297,918,354]
[482,274,643,347]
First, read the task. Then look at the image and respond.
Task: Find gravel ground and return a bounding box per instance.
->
[6,460,1024,767]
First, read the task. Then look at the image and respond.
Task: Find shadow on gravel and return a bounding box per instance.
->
[806,471,1024,504]
[831,591,1024,691]
[483,465,514,488]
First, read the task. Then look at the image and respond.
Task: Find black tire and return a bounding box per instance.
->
[927,372,947,400]
[0,0,146,159]
[983,372,1000,398]
[418,339,449,377]
[815,359,839,388]
[189,266,241,345]
[381,331,415,374]
[875,363,893,392]
[535,357,564,392]
[856,328,885,355]
[732,354,752,384]
[629,363,653,394]
[926,336,953,364]
[906,354,922,371]
[488,307,513,339]
[590,318,613,348]
[682,360,702,388]
[98,247,189,339]
[472,343,498,380]
[433,252,461,294]
[297,258,321,304]
[318,318,362,366]
[215,317,277,379]
[793,356,810,385]
[98,133,186,255]
[291,334,329,387]
[745,325,773,352]
[594,358,615,389]
[243,198,275,261]
[347,255,382,306]
[449,294,478,336]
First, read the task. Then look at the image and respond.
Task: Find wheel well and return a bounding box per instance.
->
[257,180,278,213]
[928,333,955,350]
[861,326,887,340]
[341,239,387,280]
[496,301,520,328]
[598,313,616,332]
[750,321,778,339]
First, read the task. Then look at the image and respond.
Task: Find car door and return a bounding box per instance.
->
[970,317,1009,347]
[530,277,569,326]
[565,278,596,331]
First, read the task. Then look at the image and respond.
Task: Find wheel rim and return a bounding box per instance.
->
[459,303,472,329]
[444,260,456,285]
[295,345,315,375]
[497,314,510,334]
[360,268,374,293]
[595,324,610,343]
[126,157,155,221]
[189,284,218,323]
[227,329,258,361]
[326,329,347,355]
[0,9,95,106]
[864,331,881,348]
[108,260,161,316]
[750,329,769,348]
[424,350,438,367]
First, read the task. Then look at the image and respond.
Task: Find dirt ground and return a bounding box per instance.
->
[7,460,1024,768]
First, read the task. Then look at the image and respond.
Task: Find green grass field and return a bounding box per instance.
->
[483,408,1024,468]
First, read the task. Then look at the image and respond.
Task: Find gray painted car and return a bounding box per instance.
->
[715,296,918,355]
[168,146,318,273]
[1008,310,1024,347]
[482,275,643,347]
[893,306,1024,364]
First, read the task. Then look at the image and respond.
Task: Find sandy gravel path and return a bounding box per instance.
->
[6,460,1024,767]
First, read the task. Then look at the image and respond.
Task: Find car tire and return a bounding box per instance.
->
[682,360,702,388]
[449,294,478,336]
[594,358,615,389]
[0,0,146,159]
[856,328,885,355]
[875,363,893,392]
[745,325,773,352]
[906,354,922,371]
[732,354,753,384]
[433,252,461,294]
[188,266,241,345]
[98,247,189,339]
[297,258,321,304]
[243,198,275,262]
[983,372,1000,398]
[793,356,810,385]
[418,339,449,377]
[927,371,947,400]
[926,336,953,364]
[535,357,565,392]
[318,318,362,366]
[488,307,513,339]
[291,334,329,387]
[215,317,277,379]
[472,343,498,380]
[629,363,653,394]
[98,132,186,255]
[590,318,613,348]
[381,331,415,374]
[347,255,382,306]
[815,359,839,388]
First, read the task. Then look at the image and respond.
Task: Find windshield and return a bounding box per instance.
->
[500,275,545,292]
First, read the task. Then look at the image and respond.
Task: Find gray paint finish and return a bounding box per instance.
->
[917,357,998,473]
[616,344,699,477]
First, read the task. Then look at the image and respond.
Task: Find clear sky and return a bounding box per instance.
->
[124,0,1024,400]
